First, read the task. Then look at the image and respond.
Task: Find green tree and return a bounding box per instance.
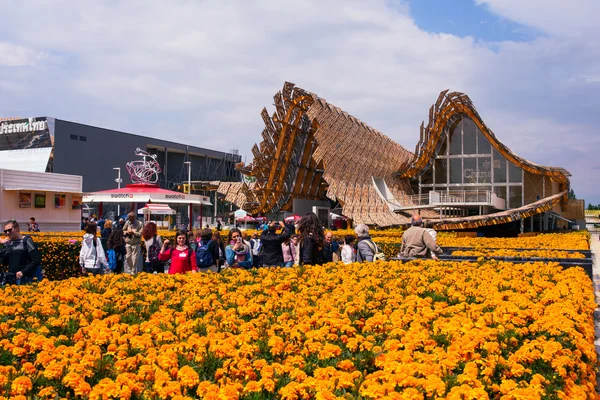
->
[568,188,576,200]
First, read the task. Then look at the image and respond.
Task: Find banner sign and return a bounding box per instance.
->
[34,193,46,208]
[0,118,48,134]
[19,192,31,208]
[55,194,66,208]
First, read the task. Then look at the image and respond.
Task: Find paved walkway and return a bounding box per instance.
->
[590,235,600,391]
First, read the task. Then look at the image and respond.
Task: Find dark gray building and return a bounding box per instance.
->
[0,117,241,192]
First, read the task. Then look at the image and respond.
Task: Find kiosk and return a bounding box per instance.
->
[0,168,83,231]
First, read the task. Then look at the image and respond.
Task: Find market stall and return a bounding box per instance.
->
[83,183,212,230]
[0,168,83,231]
[137,203,176,227]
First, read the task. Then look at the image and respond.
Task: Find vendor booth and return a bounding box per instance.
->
[138,203,176,227]
[83,183,212,230]
[0,168,83,231]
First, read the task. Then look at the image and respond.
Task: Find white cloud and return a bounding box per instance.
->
[0,42,48,67]
[476,0,600,37]
[0,0,598,202]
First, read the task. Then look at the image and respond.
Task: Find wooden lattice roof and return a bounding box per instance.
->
[227,83,571,229]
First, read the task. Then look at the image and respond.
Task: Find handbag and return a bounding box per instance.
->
[364,240,386,261]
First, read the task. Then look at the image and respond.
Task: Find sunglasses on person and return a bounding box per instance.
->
[3,228,13,234]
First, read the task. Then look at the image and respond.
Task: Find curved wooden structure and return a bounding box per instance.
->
[399,90,570,204]
[238,83,429,225]
[220,83,571,229]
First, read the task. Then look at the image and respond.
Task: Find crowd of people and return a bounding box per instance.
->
[0,211,442,284]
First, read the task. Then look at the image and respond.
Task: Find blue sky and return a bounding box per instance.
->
[0,0,598,204]
[410,0,540,42]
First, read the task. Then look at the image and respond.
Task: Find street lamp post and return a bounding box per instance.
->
[184,161,192,230]
[113,167,122,218]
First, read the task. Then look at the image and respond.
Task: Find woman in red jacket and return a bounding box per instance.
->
[158,230,197,274]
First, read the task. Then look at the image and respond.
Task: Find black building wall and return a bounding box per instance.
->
[52,119,241,192]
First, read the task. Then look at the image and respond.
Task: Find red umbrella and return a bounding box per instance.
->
[236,216,256,222]
[284,215,301,222]
[254,216,268,222]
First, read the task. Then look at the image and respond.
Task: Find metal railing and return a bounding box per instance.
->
[440,190,491,204]
[408,190,493,206]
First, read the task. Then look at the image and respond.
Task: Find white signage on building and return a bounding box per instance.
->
[0,118,48,134]
[463,169,492,180]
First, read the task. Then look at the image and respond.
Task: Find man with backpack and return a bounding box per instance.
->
[196,228,219,272]
[355,224,386,262]
[0,219,43,284]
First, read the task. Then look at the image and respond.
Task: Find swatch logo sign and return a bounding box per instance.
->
[110,194,134,199]
[165,194,185,200]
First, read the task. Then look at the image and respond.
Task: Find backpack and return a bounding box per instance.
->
[196,239,213,268]
[364,240,386,261]
[21,235,44,283]
[106,248,118,271]
[148,236,161,264]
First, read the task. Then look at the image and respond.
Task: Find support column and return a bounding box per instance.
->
[520,218,524,234]
[530,216,534,232]
[189,202,193,231]
[542,212,548,231]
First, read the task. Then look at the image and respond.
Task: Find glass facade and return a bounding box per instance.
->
[421,116,523,209]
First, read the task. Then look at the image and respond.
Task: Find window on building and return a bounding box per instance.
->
[70,134,77,140]
[449,158,462,184]
[449,121,462,155]
[509,186,523,209]
[494,186,507,201]
[79,136,87,142]
[477,129,491,154]
[463,158,477,184]
[426,116,523,212]
[509,162,522,183]
[463,118,477,154]
[493,149,507,183]
[435,159,447,185]
[438,133,448,155]
[477,157,492,184]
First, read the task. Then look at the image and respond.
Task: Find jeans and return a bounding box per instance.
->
[283,261,294,268]
[144,261,153,273]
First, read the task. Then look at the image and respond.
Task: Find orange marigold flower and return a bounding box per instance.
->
[10,376,33,396]
[177,365,200,388]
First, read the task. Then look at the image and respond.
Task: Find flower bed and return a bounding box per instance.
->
[0,260,596,398]
[11,231,590,280]
[451,249,587,259]
[437,232,590,250]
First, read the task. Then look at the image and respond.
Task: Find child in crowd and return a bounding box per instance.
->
[341,235,356,264]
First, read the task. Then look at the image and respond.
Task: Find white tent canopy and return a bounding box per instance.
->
[83,190,212,205]
[138,203,176,215]
[234,209,248,218]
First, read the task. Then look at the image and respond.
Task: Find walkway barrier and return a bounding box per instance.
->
[390,253,592,280]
